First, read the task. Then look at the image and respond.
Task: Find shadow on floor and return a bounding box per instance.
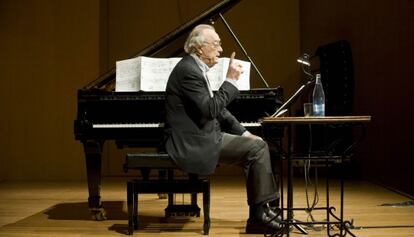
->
[44,201,127,220]
[2,200,203,235]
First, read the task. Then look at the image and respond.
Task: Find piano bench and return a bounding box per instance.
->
[124,153,210,235]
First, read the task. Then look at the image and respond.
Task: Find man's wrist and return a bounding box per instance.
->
[225,78,238,89]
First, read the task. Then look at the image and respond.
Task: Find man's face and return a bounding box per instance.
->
[198,29,223,68]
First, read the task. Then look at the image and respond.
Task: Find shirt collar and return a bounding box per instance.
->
[190,53,209,74]
[190,53,214,98]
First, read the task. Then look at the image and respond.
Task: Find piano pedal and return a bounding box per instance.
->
[165,204,201,218]
[167,211,199,218]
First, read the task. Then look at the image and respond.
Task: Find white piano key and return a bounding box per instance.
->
[93,122,260,128]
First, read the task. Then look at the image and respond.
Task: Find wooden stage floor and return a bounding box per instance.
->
[0,176,413,237]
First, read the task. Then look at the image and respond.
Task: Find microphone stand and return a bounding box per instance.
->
[271,79,315,117]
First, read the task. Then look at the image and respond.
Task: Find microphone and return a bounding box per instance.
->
[297,53,311,66]
[297,53,314,81]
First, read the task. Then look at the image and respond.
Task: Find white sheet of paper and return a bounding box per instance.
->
[115,57,141,92]
[115,56,250,92]
[207,58,250,91]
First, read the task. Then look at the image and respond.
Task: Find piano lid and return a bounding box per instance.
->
[84,0,241,91]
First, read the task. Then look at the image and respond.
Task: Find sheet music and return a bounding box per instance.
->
[207,58,250,91]
[115,57,141,92]
[140,57,181,91]
[116,56,250,92]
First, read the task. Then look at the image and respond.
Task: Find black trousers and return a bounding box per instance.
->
[219,133,279,206]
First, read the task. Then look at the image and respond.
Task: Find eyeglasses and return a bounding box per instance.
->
[204,41,222,48]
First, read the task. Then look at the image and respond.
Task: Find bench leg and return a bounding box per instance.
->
[158,170,167,199]
[203,181,210,235]
[127,182,134,235]
[133,192,138,230]
[191,193,200,217]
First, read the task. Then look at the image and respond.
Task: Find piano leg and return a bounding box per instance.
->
[83,140,107,221]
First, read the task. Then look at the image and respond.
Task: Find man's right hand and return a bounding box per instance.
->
[226,52,243,80]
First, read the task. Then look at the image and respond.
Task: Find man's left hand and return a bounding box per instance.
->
[226,52,243,80]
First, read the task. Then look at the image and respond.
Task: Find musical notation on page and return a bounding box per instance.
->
[115,56,251,92]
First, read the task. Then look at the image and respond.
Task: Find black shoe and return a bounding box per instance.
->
[266,206,282,222]
[245,217,283,234]
[245,205,283,234]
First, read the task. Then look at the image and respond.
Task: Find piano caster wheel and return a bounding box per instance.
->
[91,207,107,221]
[158,193,167,199]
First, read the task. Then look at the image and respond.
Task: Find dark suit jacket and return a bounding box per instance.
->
[164,55,246,175]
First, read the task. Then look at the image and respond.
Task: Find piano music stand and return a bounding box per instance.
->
[262,116,371,237]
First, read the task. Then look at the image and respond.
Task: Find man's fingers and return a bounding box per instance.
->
[229,52,236,63]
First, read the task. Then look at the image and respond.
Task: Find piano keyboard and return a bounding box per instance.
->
[93,122,261,128]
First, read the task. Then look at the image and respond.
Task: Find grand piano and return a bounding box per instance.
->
[74,0,283,220]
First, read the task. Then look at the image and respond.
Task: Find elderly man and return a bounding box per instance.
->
[163,24,282,233]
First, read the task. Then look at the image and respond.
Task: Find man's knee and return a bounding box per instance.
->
[247,139,269,159]
[255,139,269,152]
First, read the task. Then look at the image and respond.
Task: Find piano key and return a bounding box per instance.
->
[92,122,261,128]
[241,122,261,127]
[93,123,164,128]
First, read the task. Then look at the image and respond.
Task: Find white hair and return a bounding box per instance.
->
[184,24,215,54]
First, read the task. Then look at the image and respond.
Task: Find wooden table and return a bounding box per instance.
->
[261,116,371,237]
[261,116,371,125]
